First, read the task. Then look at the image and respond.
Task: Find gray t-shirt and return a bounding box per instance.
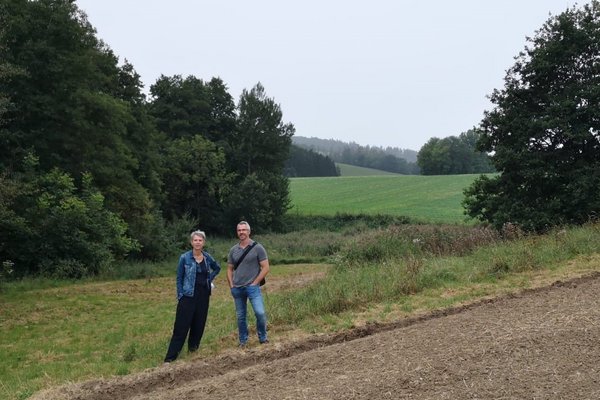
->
[228,241,268,287]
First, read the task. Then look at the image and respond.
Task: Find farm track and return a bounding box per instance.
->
[34,272,600,400]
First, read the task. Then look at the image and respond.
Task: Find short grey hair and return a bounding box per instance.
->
[190,230,206,241]
[237,221,251,232]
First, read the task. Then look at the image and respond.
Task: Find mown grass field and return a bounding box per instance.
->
[289,174,483,223]
[336,162,399,176]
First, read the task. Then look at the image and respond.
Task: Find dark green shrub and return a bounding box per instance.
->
[0,155,137,278]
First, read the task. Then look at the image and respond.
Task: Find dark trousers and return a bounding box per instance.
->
[164,284,210,362]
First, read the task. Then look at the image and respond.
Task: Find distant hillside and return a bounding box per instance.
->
[336,163,398,176]
[289,174,484,224]
[292,136,418,163]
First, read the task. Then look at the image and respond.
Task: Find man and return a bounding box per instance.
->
[227,221,270,346]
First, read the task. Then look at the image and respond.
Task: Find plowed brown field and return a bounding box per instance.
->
[35,273,600,400]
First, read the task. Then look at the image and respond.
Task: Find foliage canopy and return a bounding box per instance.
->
[464,1,600,231]
[0,0,295,277]
[417,130,495,175]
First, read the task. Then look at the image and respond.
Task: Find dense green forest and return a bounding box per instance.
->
[0,0,293,277]
[284,145,340,177]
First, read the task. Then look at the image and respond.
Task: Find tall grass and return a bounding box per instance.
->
[267,223,600,328]
[340,224,501,263]
[207,217,414,266]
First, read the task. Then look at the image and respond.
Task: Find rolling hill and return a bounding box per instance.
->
[289,174,484,224]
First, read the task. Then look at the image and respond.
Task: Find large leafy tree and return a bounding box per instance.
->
[148,75,236,231]
[464,2,600,231]
[417,130,494,175]
[0,59,21,167]
[149,75,236,144]
[231,83,295,175]
[1,0,123,173]
[0,0,164,260]
[161,135,231,232]
[417,138,450,175]
[116,62,165,201]
[226,83,294,230]
[113,61,168,258]
[225,172,290,231]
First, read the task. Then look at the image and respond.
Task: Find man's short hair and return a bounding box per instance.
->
[237,221,251,232]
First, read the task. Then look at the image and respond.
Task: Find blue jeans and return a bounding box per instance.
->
[230,285,267,344]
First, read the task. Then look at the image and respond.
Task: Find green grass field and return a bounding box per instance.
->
[289,174,483,223]
[336,163,399,176]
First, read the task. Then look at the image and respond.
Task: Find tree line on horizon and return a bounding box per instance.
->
[291,133,495,176]
[285,145,340,177]
[292,136,420,174]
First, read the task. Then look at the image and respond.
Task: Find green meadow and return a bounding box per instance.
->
[336,162,399,176]
[289,174,483,223]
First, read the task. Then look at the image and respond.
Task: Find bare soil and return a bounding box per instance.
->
[34,273,600,400]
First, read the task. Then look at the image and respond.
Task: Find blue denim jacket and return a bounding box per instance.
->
[176,250,221,300]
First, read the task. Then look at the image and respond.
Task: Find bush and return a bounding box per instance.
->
[0,155,137,278]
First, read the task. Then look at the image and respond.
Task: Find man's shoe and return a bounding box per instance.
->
[238,342,247,348]
[260,339,269,344]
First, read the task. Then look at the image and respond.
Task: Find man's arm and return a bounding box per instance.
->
[252,259,270,286]
[227,263,234,288]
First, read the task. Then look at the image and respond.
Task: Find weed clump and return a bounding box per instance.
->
[339,224,500,265]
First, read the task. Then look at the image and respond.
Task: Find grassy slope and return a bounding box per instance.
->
[336,162,398,176]
[289,174,482,223]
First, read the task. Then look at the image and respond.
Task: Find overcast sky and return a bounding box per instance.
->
[76,0,578,151]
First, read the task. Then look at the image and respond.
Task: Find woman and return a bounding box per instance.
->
[164,230,221,363]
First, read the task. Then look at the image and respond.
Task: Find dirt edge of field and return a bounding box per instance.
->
[32,271,600,400]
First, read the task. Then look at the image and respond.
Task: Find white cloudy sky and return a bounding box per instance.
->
[76,0,578,150]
